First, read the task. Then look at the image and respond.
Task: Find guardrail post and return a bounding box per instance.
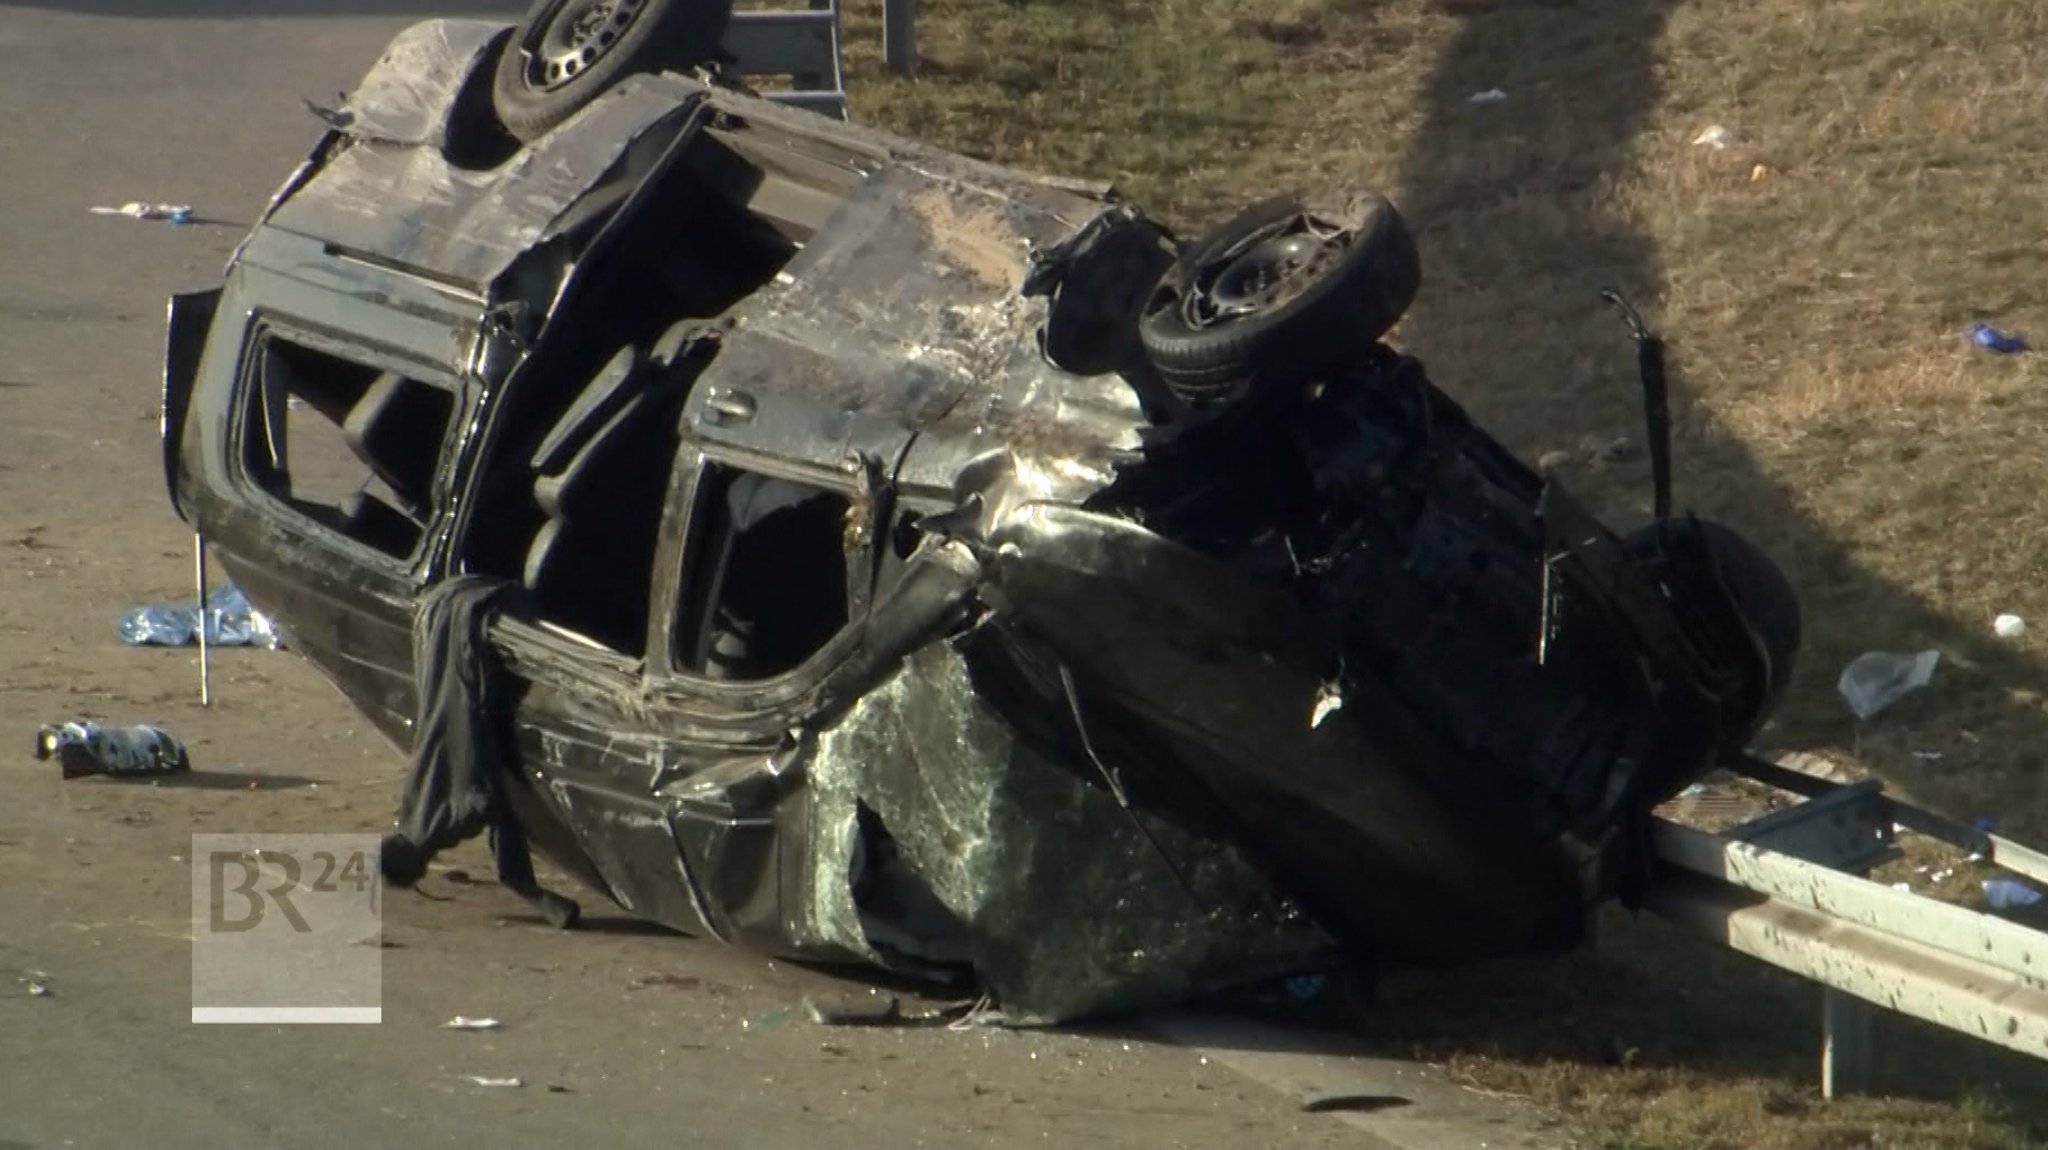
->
[884,0,917,75]
[1821,989,1874,1099]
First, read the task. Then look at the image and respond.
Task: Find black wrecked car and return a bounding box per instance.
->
[157,6,1801,1022]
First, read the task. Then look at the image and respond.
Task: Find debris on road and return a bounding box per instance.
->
[1985,879,2044,911]
[1692,124,1735,150]
[629,973,702,991]
[1468,88,1508,104]
[460,1075,524,1088]
[444,1016,503,1031]
[1995,613,2026,639]
[35,721,190,779]
[1970,323,2026,354]
[1838,650,1940,719]
[1309,680,1344,728]
[21,971,53,998]
[90,201,193,225]
[803,994,902,1027]
[118,583,285,649]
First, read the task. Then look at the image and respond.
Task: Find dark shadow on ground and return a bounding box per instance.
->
[1319,0,2048,1130]
[1385,0,2048,845]
[1,0,520,16]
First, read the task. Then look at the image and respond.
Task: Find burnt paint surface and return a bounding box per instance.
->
[160,19,1790,1021]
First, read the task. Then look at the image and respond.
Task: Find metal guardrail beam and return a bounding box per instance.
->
[1650,759,2048,1097]
[1646,870,2048,1065]
[1655,820,2048,988]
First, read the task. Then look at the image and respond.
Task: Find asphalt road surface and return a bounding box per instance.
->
[0,6,1552,1148]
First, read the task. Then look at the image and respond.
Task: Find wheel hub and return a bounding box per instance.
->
[528,0,647,91]
[1209,234,1325,314]
[1186,222,1348,327]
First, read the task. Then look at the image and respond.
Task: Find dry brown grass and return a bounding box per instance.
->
[830,0,2048,1143]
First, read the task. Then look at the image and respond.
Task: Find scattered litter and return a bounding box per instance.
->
[22,972,53,998]
[91,201,193,225]
[1932,867,1956,884]
[1692,125,1735,150]
[461,1075,523,1088]
[444,1016,502,1031]
[803,993,904,1026]
[1310,681,1344,729]
[1679,782,1709,798]
[119,583,284,649]
[1912,751,1944,761]
[1537,449,1574,474]
[1749,163,1770,182]
[741,1006,796,1032]
[35,721,190,779]
[801,993,999,1029]
[1890,882,1913,893]
[1970,323,2027,355]
[1467,88,1508,105]
[1984,879,2044,911]
[1837,650,1940,719]
[630,973,702,991]
[1995,613,2027,639]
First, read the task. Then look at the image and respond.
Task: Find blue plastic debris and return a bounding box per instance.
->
[35,721,190,779]
[117,584,284,649]
[1984,878,2044,911]
[1975,814,2001,834]
[90,201,194,225]
[1970,323,2026,354]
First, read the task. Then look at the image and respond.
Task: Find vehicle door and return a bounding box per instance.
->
[182,255,485,742]
[631,441,895,950]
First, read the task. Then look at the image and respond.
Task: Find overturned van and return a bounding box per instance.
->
[157,10,1802,1022]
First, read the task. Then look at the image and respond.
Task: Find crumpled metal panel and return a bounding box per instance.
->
[689,164,1144,478]
[267,76,703,293]
[333,19,508,150]
[802,641,1336,1024]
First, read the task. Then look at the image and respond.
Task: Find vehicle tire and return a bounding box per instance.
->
[1137,191,1421,405]
[492,0,731,144]
[1629,518,1803,713]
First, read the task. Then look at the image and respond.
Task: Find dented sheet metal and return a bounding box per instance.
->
[268,76,705,293]
[329,19,508,150]
[160,17,1803,1024]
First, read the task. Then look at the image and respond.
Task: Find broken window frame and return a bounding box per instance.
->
[228,317,464,571]
[656,443,879,694]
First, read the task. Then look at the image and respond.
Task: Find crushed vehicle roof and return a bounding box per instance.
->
[159,15,1804,1023]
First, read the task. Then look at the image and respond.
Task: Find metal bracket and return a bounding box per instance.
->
[1727,778,1899,874]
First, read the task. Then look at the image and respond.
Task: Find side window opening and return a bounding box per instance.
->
[675,463,854,682]
[241,335,454,559]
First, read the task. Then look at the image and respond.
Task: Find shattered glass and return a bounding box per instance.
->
[805,642,1337,1023]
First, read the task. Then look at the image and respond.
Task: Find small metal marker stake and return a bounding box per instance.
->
[194,532,211,706]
